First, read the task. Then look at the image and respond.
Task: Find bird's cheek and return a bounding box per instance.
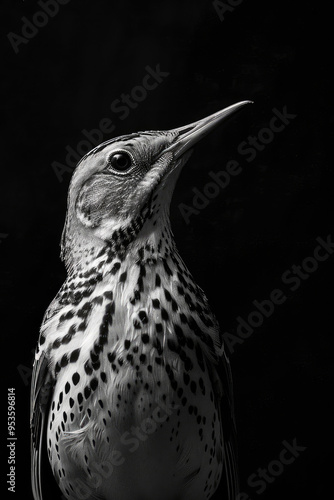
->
[76,207,98,228]
[76,196,102,228]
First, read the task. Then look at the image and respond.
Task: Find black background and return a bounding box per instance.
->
[1,1,333,499]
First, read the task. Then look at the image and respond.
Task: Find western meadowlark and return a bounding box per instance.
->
[31,101,251,500]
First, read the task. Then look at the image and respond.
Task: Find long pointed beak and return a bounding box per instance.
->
[164,100,253,160]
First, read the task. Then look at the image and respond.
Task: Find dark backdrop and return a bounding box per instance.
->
[1,1,333,499]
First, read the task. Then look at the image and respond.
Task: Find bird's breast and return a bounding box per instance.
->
[45,246,223,499]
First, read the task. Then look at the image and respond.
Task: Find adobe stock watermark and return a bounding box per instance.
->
[237,438,307,499]
[7,0,72,54]
[178,106,297,224]
[60,398,179,500]
[213,0,245,22]
[52,64,170,183]
[220,233,334,355]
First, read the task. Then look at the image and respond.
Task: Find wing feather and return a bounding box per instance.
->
[209,346,239,500]
[30,350,54,500]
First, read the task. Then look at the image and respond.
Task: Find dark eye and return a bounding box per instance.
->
[108,152,132,172]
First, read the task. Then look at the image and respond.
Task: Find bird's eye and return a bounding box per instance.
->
[108,152,132,172]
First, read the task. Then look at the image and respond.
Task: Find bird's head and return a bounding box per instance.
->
[61,101,252,270]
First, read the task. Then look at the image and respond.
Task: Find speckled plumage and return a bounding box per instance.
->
[31,103,251,500]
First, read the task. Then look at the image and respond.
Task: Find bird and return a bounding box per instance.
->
[30,101,252,500]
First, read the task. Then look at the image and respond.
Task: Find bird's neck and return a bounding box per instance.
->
[50,212,189,345]
[64,210,182,288]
